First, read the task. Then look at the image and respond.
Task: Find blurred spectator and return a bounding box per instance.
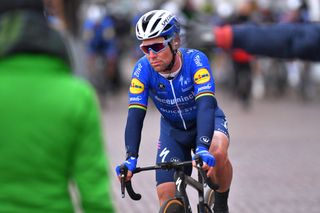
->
[82,4,120,96]
[181,0,198,20]
[228,1,256,109]
[186,1,320,101]
[279,0,311,91]
[281,0,309,23]
[215,1,235,25]
[186,11,320,60]
[0,0,115,212]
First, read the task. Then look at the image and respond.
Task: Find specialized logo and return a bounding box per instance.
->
[130,78,144,94]
[176,177,182,192]
[158,83,166,90]
[200,136,211,144]
[223,120,228,130]
[159,147,170,163]
[194,69,210,84]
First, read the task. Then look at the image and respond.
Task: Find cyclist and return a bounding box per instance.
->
[116,10,232,213]
[0,0,114,212]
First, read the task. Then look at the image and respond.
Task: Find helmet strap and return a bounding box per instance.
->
[163,43,177,72]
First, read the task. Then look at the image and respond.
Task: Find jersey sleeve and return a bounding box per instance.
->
[190,50,216,100]
[124,59,150,158]
[190,50,217,149]
[128,59,149,111]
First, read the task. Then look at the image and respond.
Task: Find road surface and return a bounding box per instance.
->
[102,88,320,213]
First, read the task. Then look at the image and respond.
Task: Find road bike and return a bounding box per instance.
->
[119,154,219,213]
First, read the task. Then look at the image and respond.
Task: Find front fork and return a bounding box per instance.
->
[174,170,192,213]
[197,169,207,213]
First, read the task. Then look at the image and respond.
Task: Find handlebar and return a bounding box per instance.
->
[193,155,220,191]
[119,154,219,200]
[119,165,142,200]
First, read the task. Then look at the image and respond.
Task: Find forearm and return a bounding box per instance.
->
[125,108,146,158]
[196,95,217,149]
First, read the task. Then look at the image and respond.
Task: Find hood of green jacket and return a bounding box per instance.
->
[0,9,70,64]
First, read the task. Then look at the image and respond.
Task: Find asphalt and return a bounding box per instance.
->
[102,88,320,213]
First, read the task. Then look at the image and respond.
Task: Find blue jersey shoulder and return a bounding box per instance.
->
[128,48,219,127]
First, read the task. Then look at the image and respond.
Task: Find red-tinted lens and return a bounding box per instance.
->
[140,42,166,54]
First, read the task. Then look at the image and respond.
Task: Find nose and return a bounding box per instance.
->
[148,50,157,58]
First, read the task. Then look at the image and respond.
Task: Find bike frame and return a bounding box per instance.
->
[173,165,210,213]
[119,155,219,213]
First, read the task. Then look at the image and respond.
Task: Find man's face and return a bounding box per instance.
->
[140,37,173,73]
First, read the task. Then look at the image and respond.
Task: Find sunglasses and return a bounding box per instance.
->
[140,38,172,55]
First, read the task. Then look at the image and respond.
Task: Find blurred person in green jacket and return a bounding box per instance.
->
[0,0,115,212]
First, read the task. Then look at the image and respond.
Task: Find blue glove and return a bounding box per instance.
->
[194,146,215,167]
[116,157,137,176]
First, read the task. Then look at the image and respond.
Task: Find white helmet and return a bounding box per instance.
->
[135,10,180,40]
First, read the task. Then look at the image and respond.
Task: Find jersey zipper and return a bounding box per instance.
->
[169,80,187,130]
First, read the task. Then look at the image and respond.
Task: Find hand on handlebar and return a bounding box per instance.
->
[193,146,215,177]
[115,157,137,181]
[115,157,142,200]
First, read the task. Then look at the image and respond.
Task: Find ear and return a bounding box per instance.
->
[172,36,181,49]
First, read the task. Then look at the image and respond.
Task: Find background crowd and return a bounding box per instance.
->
[57,0,320,110]
[1,0,319,212]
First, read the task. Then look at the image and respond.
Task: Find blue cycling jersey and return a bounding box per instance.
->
[128,48,225,130]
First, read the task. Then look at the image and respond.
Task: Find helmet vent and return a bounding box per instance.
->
[149,31,158,38]
[142,22,148,32]
[145,12,155,22]
[163,24,172,32]
[151,19,161,32]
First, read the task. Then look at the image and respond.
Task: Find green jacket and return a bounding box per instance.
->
[0,54,115,212]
